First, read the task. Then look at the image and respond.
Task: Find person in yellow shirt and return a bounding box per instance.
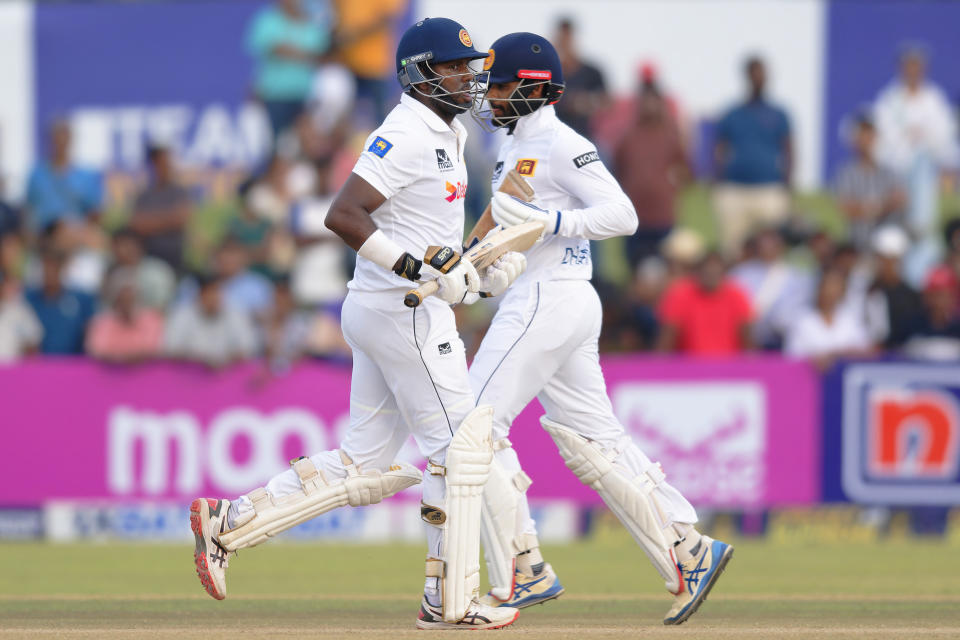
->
[333,0,407,123]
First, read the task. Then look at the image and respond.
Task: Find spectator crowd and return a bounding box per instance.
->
[0,6,959,376]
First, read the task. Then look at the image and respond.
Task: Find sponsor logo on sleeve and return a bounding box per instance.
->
[435,148,454,172]
[368,136,393,158]
[491,161,504,183]
[572,150,600,169]
[515,158,538,176]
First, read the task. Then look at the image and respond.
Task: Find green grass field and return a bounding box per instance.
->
[2,532,958,638]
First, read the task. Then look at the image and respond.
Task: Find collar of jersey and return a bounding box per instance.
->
[400,93,467,138]
[511,104,558,140]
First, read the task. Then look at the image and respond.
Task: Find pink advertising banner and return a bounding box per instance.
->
[0,356,819,508]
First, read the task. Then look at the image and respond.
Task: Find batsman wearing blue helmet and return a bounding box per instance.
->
[189,18,525,631]
[470,32,733,625]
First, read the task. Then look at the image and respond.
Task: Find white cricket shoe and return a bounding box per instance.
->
[416,596,519,630]
[663,536,734,625]
[189,498,232,600]
[480,563,565,609]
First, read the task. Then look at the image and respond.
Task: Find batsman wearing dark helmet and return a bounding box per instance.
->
[189,18,524,631]
[470,32,734,625]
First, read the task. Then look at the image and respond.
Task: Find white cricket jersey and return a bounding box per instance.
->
[349,93,470,306]
[491,105,636,289]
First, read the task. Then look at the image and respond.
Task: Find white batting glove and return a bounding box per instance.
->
[479,252,526,298]
[436,259,480,304]
[491,192,560,239]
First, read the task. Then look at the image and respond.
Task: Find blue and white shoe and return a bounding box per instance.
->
[663,536,733,625]
[480,563,565,609]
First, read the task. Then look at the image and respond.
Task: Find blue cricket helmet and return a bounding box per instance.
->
[396,17,488,90]
[483,32,564,103]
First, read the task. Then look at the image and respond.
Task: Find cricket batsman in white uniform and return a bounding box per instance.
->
[469,32,733,625]
[188,18,527,630]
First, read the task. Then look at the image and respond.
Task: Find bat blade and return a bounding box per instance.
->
[464,169,536,247]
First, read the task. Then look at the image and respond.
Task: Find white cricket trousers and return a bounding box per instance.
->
[469,279,697,536]
[234,291,475,562]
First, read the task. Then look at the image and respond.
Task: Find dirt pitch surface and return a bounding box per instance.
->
[2,537,957,639]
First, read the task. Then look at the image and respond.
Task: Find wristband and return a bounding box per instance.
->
[358,229,405,271]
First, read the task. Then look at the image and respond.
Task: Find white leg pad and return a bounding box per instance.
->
[218,453,421,551]
[480,438,533,600]
[541,416,683,593]
[440,404,494,622]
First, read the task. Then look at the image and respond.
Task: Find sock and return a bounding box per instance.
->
[672,526,703,563]
[516,546,544,576]
[424,579,440,606]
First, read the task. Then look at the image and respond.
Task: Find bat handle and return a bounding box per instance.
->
[403,280,440,308]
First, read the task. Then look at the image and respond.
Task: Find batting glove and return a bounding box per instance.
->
[491,192,561,239]
[478,251,526,298]
[423,245,481,305]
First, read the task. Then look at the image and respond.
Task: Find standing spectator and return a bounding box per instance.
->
[552,17,609,138]
[864,226,923,349]
[657,251,753,355]
[785,267,873,369]
[614,80,691,269]
[164,274,258,368]
[24,250,96,355]
[25,119,103,236]
[713,56,792,259]
[901,266,960,361]
[730,227,813,350]
[86,270,165,364]
[129,144,193,274]
[0,272,42,362]
[874,45,960,287]
[109,228,176,310]
[0,182,20,240]
[332,0,405,126]
[833,113,907,251]
[247,0,332,139]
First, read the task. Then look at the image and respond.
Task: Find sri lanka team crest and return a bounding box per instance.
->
[445,181,467,202]
[515,159,537,176]
[840,363,960,505]
[368,136,392,158]
[459,29,472,47]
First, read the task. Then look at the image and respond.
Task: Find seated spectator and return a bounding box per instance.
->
[25,119,103,237]
[863,226,923,348]
[228,184,273,275]
[109,228,176,310]
[901,266,960,361]
[657,251,753,355]
[833,113,906,251]
[129,144,193,274]
[731,226,814,349]
[618,257,668,351]
[86,270,165,364]
[22,220,108,295]
[614,78,691,269]
[0,271,42,362]
[785,267,874,368]
[164,274,258,368]
[24,250,96,355]
[177,239,275,317]
[260,276,312,374]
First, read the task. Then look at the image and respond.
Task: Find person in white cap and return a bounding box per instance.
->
[864,225,922,348]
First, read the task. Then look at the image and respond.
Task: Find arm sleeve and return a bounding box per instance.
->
[351,127,422,200]
[550,136,638,240]
[246,10,279,57]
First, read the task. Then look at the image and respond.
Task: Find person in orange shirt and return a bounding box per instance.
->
[332,0,407,124]
[657,251,754,354]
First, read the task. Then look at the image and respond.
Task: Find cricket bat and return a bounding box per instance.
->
[403,221,543,308]
[464,168,536,247]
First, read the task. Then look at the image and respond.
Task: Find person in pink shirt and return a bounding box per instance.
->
[86,268,164,364]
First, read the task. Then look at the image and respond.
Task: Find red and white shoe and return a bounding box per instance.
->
[189,498,231,600]
[416,596,519,630]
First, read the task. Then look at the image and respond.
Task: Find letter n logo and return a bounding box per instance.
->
[867,390,960,479]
